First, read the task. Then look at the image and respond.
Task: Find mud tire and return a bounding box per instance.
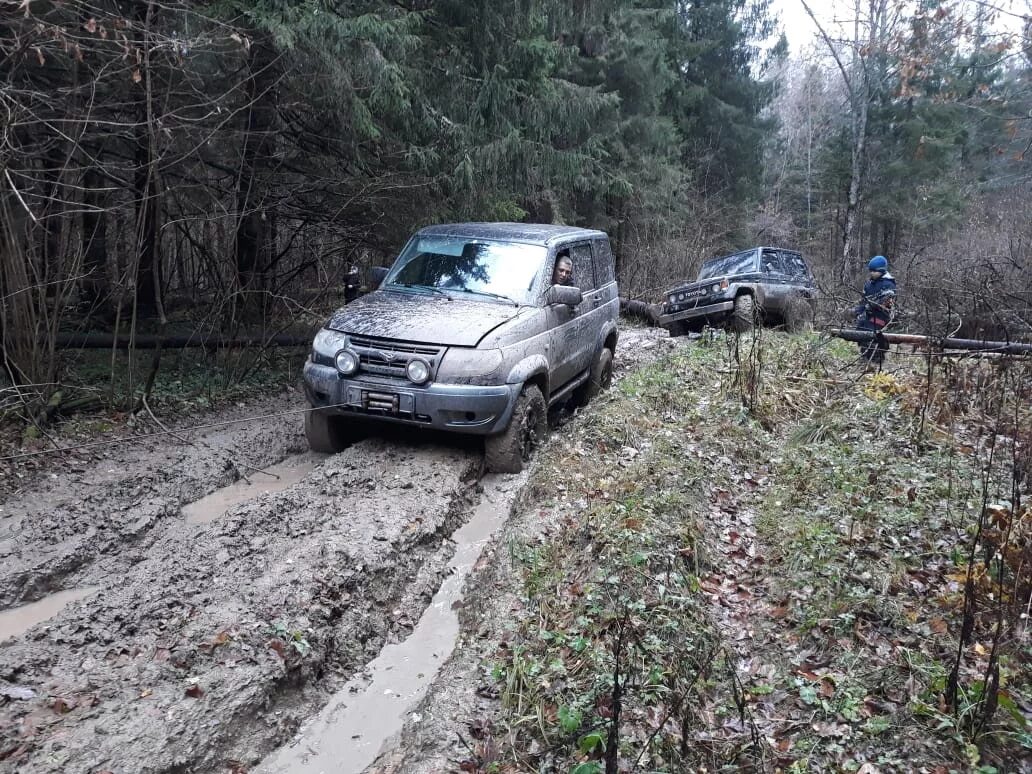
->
[485,385,547,474]
[665,321,688,338]
[574,347,614,407]
[731,294,756,333]
[784,294,814,334]
[305,409,362,453]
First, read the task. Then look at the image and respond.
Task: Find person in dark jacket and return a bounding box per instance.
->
[854,255,897,367]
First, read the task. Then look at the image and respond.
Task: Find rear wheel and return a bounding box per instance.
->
[305,409,363,453]
[574,347,614,407]
[485,385,547,474]
[784,294,815,334]
[731,294,756,333]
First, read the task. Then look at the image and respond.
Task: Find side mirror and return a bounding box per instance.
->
[546,284,583,307]
[370,266,390,289]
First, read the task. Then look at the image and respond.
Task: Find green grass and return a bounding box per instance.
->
[488,331,1031,772]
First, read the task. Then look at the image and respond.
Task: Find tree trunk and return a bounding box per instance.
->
[132,1,160,318]
[81,164,109,311]
[235,37,278,316]
[840,70,868,286]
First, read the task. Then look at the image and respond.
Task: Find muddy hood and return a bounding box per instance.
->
[326,290,523,347]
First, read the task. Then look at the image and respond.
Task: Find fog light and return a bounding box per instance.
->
[406,358,430,384]
[335,349,359,375]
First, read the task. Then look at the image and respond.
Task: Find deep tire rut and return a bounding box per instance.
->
[0,418,482,773]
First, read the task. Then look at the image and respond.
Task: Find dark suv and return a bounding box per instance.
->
[302,223,620,473]
[658,247,816,335]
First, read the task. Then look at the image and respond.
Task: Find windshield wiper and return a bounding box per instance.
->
[390,282,453,301]
[453,288,521,307]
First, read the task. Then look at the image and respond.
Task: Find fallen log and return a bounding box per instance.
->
[54,332,314,350]
[32,389,107,427]
[830,328,1032,356]
[619,297,662,325]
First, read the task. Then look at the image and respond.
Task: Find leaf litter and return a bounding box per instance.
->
[374,329,1030,773]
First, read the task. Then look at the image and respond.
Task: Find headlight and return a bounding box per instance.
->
[335,349,359,375]
[436,348,504,380]
[313,328,348,357]
[406,358,431,384]
[712,283,720,292]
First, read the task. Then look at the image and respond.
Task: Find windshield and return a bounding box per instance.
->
[698,250,757,280]
[384,236,545,304]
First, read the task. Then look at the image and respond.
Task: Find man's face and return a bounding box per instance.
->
[554,259,573,286]
[869,270,882,280]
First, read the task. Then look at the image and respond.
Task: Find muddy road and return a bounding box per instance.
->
[0,326,674,774]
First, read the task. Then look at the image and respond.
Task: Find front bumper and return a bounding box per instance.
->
[303,361,519,435]
[658,300,735,327]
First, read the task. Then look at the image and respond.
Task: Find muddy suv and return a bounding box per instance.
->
[303,223,620,473]
[658,247,816,335]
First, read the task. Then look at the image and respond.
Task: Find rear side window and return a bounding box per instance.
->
[784,252,810,280]
[593,238,616,285]
[567,242,597,292]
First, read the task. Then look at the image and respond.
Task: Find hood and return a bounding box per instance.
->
[670,272,760,295]
[326,289,525,347]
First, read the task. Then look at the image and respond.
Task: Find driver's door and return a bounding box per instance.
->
[546,241,595,395]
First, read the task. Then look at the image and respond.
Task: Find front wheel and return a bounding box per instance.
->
[305,409,364,453]
[485,385,547,474]
[730,294,756,333]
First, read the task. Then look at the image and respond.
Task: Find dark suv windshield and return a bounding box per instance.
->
[385,236,544,304]
[698,250,757,280]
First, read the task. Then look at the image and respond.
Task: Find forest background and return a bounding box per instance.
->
[1,0,1029,415]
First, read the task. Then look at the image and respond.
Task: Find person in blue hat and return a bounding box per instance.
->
[854,255,897,367]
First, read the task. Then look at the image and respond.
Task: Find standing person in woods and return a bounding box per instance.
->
[343,264,361,303]
[854,255,897,369]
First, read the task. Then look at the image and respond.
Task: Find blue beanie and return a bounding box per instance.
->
[868,255,888,272]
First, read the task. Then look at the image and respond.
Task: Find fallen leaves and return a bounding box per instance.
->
[266,639,286,660]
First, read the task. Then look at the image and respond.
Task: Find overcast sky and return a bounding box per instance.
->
[770,0,1030,55]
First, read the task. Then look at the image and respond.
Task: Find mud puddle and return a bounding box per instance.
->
[182,455,321,524]
[0,587,99,642]
[258,474,519,774]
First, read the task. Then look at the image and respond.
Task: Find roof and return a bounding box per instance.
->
[416,222,606,246]
[704,246,801,262]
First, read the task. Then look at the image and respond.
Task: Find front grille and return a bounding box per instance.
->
[348,335,445,379]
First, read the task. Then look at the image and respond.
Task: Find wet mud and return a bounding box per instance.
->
[0,391,481,773]
[0,589,100,643]
[258,474,522,774]
[0,326,674,774]
[183,456,321,526]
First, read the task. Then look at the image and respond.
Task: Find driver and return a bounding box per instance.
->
[552,255,573,286]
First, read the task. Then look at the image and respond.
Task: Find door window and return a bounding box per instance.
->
[567,242,596,292]
[761,249,781,274]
